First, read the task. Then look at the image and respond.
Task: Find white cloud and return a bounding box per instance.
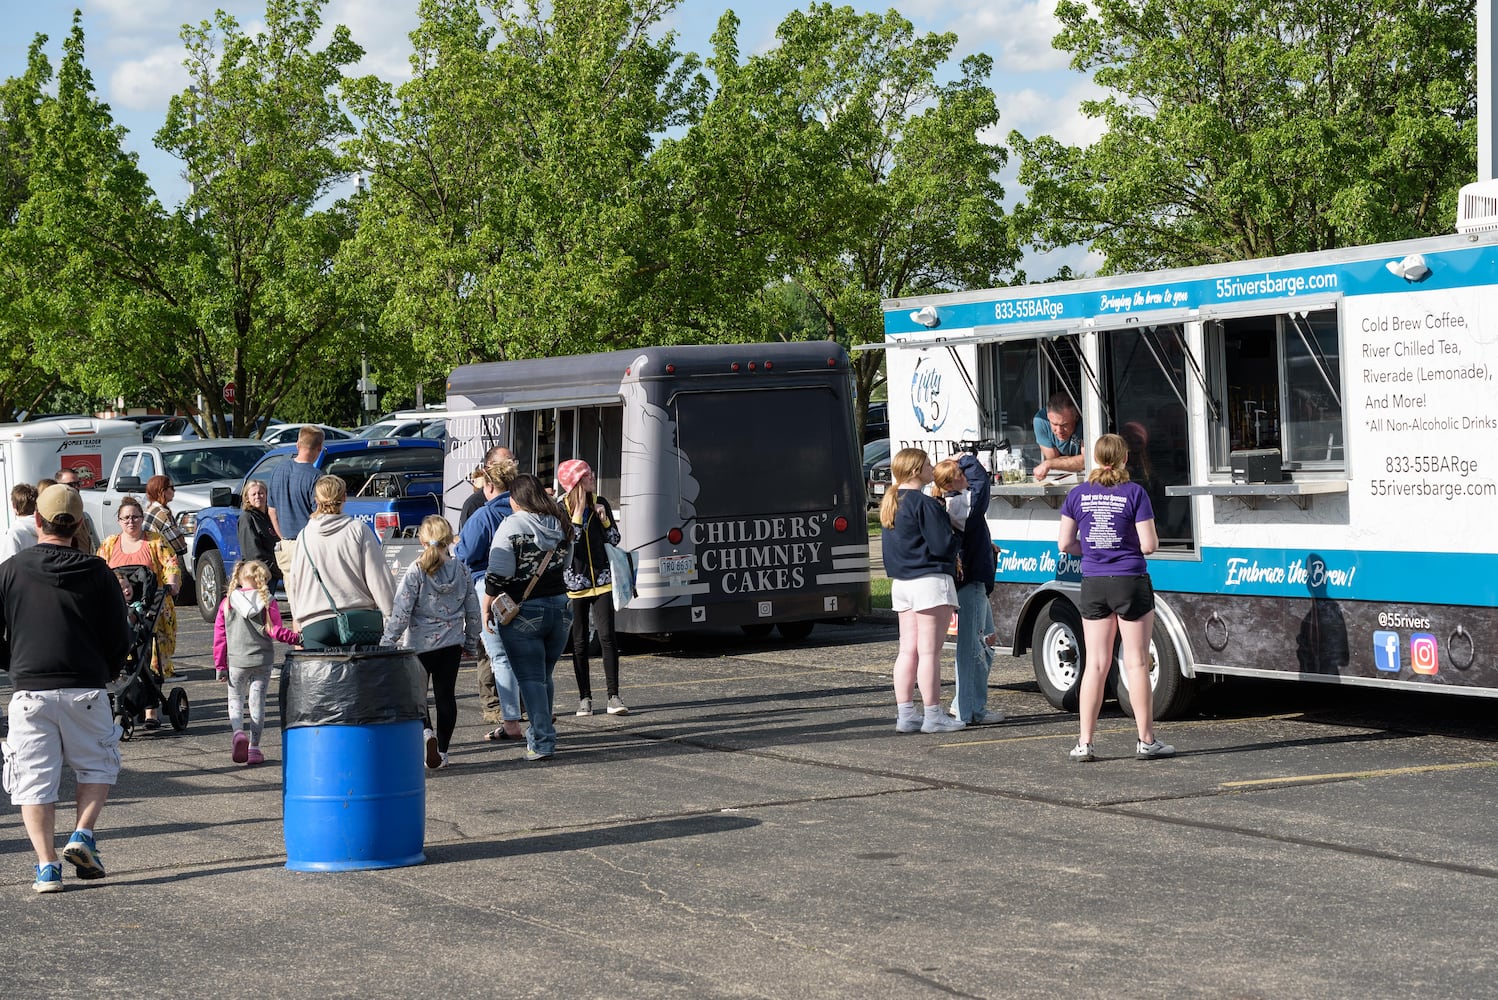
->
[322,0,419,83]
[937,0,1072,74]
[109,44,190,112]
[999,77,1107,147]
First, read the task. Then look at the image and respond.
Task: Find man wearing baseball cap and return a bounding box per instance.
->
[0,484,131,893]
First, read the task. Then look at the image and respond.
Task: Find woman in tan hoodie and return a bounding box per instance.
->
[284,475,394,648]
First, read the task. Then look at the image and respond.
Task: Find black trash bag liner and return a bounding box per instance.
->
[280,647,426,729]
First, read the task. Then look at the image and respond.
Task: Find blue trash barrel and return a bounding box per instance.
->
[280,646,427,872]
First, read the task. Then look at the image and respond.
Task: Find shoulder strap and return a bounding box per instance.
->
[300,538,341,615]
[517,546,557,604]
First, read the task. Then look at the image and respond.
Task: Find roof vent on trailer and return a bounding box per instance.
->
[1456,179,1498,234]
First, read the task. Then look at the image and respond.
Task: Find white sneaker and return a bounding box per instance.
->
[1069,742,1096,762]
[921,709,966,734]
[968,710,1006,726]
[1136,738,1175,759]
[894,713,922,734]
[606,696,630,716]
[576,698,593,716]
[423,729,441,770]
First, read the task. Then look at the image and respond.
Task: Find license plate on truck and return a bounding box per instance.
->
[659,555,696,577]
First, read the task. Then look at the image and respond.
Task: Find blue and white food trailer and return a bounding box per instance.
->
[881,232,1498,717]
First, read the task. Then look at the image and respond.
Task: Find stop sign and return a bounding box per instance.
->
[223,381,236,404]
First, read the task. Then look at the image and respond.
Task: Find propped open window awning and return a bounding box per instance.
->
[855,319,1076,351]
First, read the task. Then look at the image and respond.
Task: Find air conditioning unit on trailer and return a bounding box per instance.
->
[1456,179,1498,234]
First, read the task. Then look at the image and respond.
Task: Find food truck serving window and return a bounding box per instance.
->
[1206,307,1345,471]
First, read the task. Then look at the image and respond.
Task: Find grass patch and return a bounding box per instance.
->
[870,575,891,610]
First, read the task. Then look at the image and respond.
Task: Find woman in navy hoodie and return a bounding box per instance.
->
[879,448,965,734]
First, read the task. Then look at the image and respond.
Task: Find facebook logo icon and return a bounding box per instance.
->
[1372,631,1402,672]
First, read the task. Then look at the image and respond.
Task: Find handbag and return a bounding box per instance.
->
[491,546,557,627]
[605,542,635,611]
[301,538,385,646]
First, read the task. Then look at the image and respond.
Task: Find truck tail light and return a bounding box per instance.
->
[374,512,399,534]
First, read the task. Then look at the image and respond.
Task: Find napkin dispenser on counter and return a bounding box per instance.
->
[1230,448,1284,484]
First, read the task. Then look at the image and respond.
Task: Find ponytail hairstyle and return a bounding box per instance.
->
[879,448,932,529]
[313,474,347,516]
[416,514,454,576]
[231,559,273,608]
[1087,433,1131,487]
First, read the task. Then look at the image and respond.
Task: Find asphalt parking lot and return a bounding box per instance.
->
[2,608,1495,999]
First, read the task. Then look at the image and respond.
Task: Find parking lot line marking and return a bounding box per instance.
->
[1221,760,1498,789]
[944,714,1304,748]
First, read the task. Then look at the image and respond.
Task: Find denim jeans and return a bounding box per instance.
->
[953,581,996,723]
[497,593,572,756]
[476,581,521,721]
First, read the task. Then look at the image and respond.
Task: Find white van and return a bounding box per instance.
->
[0,418,142,530]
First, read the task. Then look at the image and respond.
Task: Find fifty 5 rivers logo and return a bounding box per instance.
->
[910,356,948,433]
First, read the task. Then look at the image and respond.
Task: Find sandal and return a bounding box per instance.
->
[485,726,522,741]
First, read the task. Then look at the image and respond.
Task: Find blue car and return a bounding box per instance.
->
[189,437,445,621]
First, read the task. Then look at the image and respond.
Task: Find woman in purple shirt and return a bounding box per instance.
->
[1058,433,1174,762]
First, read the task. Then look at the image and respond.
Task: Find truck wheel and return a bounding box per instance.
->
[1031,599,1085,712]
[1113,617,1196,721]
[196,550,225,623]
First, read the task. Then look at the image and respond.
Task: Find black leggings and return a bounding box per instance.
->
[570,593,619,700]
[418,645,462,752]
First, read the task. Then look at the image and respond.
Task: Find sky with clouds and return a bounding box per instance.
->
[1,1,1104,275]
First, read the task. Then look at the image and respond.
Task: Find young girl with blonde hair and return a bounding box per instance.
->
[879,447,964,733]
[212,559,300,765]
[381,515,482,769]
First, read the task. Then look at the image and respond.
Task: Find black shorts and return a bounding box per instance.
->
[1079,574,1155,621]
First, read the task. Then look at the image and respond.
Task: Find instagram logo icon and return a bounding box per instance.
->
[1410,633,1439,675]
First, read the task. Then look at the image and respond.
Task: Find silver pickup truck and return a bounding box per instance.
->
[80,439,271,600]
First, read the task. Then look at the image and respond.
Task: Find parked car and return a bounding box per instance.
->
[864,401,889,440]
[79,438,273,602]
[865,438,892,508]
[189,437,444,620]
[153,415,283,441]
[259,423,354,447]
[359,409,446,441]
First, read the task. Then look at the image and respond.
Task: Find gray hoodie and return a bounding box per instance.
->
[380,557,481,653]
[484,511,571,601]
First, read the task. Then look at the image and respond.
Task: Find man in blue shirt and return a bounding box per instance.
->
[1032,392,1085,478]
[267,426,324,542]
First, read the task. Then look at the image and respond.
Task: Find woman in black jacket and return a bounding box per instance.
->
[237,479,281,585]
[556,459,627,717]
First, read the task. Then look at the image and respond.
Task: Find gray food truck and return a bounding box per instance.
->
[444,342,871,639]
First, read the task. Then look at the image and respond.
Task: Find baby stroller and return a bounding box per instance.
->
[110,565,190,740]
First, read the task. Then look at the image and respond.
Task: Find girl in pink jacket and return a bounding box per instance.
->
[213,560,300,765]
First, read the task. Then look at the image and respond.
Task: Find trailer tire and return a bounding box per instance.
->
[1113,616,1196,721]
[777,621,814,642]
[1031,599,1085,712]
[195,550,225,623]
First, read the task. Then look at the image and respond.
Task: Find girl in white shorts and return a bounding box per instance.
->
[878,448,965,734]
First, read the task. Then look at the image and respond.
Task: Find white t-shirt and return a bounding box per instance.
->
[0,519,39,563]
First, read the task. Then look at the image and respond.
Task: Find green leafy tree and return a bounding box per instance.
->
[343,0,709,401]
[1012,0,1477,273]
[0,38,65,417]
[154,0,370,434]
[673,5,1020,438]
[8,3,372,436]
